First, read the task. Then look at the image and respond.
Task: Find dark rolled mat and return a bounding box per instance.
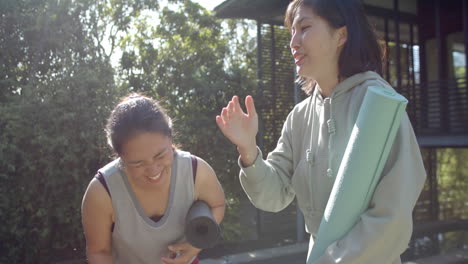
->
[185,200,221,249]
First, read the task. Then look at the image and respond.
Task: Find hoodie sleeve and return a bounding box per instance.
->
[313,114,426,264]
[238,111,296,213]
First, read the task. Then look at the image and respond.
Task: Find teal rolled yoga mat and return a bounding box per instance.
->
[307,86,408,263]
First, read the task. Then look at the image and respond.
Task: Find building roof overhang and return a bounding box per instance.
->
[214,0,418,25]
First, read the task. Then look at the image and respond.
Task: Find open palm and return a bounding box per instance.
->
[216,95,258,150]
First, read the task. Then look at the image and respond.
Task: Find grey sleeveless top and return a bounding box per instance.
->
[99,150,195,264]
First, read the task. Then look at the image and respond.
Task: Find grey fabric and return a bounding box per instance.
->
[238,71,426,264]
[99,150,195,264]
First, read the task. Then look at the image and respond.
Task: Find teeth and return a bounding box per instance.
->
[148,172,161,180]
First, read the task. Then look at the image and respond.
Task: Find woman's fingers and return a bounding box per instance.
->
[215,115,225,130]
[161,242,199,264]
[160,257,181,264]
[168,243,189,252]
[227,101,234,118]
[217,95,255,129]
[245,95,257,117]
[232,96,241,113]
[220,107,228,121]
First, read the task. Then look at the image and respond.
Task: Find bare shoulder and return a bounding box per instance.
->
[193,156,217,191]
[195,156,216,178]
[193,156,223,201]
[82,177,113,215]
[81,177,114,254]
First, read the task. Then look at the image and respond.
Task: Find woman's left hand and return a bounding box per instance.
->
[161,241,201,264]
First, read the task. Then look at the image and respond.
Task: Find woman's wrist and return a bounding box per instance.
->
[237,144,258,167]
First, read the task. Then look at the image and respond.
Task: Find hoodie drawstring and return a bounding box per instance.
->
[327,97,336,178]
[306,95,317,166]
[307,92,336,178]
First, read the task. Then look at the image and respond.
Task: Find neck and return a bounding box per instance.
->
[313,64,340,97]
[316,77,339,98]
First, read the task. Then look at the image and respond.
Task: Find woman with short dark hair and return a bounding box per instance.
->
[216,0,426,263]
[82,93,225,264]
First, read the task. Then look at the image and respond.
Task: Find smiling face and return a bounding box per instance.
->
[120,132,174,190]
[290,5,344,83]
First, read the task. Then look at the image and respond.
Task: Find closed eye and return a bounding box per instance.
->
[153,148,167,160]
[128,161,143,168]
[154,154,165,161]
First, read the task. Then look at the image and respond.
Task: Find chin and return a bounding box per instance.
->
[296,66,311,77]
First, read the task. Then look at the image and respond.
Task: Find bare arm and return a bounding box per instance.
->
[194,157,226,224]
[81,178,114,264]
[163,158,226,264]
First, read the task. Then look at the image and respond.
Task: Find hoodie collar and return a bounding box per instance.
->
[307,71,383,177]
[313,71,382,102]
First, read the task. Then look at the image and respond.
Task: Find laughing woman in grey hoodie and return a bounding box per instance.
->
[216,0,426,263]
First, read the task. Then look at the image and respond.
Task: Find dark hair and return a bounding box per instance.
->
[285,0,384,95]
[105,93,172,155]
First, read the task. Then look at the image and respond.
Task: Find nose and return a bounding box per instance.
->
[145,161,162,174]
[290,31,300,51]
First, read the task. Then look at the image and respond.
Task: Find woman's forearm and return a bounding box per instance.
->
[87,252,113,264]
[237,145,258,167]
[211,203,226,224]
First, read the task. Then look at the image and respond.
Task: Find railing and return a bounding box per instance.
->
[402,219,468,261]
[399,78,468,139]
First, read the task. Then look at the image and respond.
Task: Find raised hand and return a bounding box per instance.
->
[216,95,259,166]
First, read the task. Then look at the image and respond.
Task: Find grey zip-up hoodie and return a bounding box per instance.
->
[239,71,426,264]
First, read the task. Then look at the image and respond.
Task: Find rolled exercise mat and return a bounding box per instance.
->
[185,200,221,249]
[307,86,408,263]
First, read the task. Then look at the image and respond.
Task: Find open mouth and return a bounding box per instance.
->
[295,55,305,66]
[147,172,162,182]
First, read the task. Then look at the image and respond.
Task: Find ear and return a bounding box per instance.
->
[337,26,347,47]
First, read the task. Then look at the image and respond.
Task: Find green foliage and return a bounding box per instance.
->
[0,0,117,262]
[436,148,468,251]
[437,148,468,220]
[0,0,259,262]
[417,148,468,252]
